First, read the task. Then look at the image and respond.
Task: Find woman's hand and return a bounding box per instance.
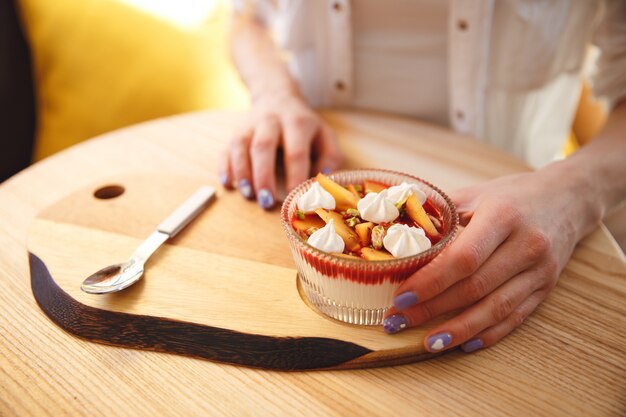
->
[219,93,342,209]
[382,167,601,353]
[223,13,343,208]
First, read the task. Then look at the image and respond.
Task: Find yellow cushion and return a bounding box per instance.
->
[563,132,579,156]
[17,0,248,160]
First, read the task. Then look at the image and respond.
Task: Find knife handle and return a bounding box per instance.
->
[157,186,216,237]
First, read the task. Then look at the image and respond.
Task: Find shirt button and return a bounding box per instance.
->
[335,80,346,91]
[456,110,465,120]
[457,19,468,30]
[332,2,342,12]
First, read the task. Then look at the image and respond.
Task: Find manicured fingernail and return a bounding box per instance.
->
[219,173,230,188]
[321,167,332,174]
[383,314,407,334]
[239,179,253,199]
[427,332,452,351]
[393,291,418,311]
[257,188,274,209]
[462,338,483,353]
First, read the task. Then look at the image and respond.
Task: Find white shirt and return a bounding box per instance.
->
[351,0,449,126]
[235,0,626,168]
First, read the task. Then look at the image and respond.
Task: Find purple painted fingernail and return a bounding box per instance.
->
[393,291,418,311]
[321,167,332,175]
[427,332,452,351]
[383,314,407,334]
[239,179,253,199]
[219,173,230,188]
[462,338,483,353]
[257,189,274,209]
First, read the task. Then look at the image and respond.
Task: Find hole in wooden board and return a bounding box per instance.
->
[93,185,125,200]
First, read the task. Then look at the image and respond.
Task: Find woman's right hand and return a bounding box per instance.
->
[219,92,343,209]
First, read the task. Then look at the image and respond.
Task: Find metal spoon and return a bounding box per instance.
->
[81,186,216,294]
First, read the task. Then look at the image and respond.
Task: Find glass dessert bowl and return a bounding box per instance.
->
[281,169,458,326]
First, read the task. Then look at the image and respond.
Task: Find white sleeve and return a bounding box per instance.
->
[231,0,275,25]
[591,0,626,110]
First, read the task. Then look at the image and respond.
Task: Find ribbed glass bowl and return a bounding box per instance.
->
[281,169,458,325]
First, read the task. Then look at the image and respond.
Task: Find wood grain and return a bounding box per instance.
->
[1,111,625,417]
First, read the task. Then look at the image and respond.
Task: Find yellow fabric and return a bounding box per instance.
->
[563,132,580,156]
[564,81,608,157]
[17,0,248,160]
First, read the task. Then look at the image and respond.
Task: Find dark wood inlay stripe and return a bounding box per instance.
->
[29,253,372,371]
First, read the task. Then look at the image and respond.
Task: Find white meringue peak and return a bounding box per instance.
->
[357,190,400,223]
[307,219,345,254]
[383,223,432,258]
[297,182,336,213]
[386,182,427,206]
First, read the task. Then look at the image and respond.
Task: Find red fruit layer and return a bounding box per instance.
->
[297,245,438,285]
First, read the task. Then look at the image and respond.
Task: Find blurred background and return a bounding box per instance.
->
[1,0,248,182]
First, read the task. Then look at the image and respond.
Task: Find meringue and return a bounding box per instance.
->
[307,219,345,254]
[386,182,427,206]
[357,190,399,223]
[383,224,432,258]
[297,182,336,213]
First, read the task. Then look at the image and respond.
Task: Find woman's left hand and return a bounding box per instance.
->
[382,167,600,353]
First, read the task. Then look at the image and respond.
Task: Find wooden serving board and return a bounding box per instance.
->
[27,175,446,370]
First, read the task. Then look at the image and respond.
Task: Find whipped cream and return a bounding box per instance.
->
[386,182,427,205]
[357,190,399,223]
[297,182,336,213]
[383,224,432,258]
[307,219,345,254]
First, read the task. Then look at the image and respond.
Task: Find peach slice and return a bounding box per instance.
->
[316,173,359,211]
[315,208,361,252]
[355,221,374,246]
[364,180,388,194]
[406,194,440,237]
[361,247,395,261]
[292,215,326,232]
[347,184,360,198]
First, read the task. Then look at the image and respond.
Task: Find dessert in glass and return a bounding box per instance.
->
[281,169,458,325]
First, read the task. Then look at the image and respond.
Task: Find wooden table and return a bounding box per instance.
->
[1,111,625,417]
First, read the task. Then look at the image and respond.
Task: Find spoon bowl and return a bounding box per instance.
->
[81,260,145,294]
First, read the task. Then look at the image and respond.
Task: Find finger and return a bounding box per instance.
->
[282,116,316,191]
[387,237,539,327]
[229,130,254,199]
[421,268,544,352]
[461,290,548,353]
[218,147,234,189]
[447,187,474,209]
[392,202,516,305]
[447,186,482,226]
[250,116,280,209]
[312,124,343,175]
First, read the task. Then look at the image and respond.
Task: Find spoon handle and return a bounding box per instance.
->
[157,186,217,237]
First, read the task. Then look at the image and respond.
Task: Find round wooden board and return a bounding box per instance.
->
[27,174,446,370]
